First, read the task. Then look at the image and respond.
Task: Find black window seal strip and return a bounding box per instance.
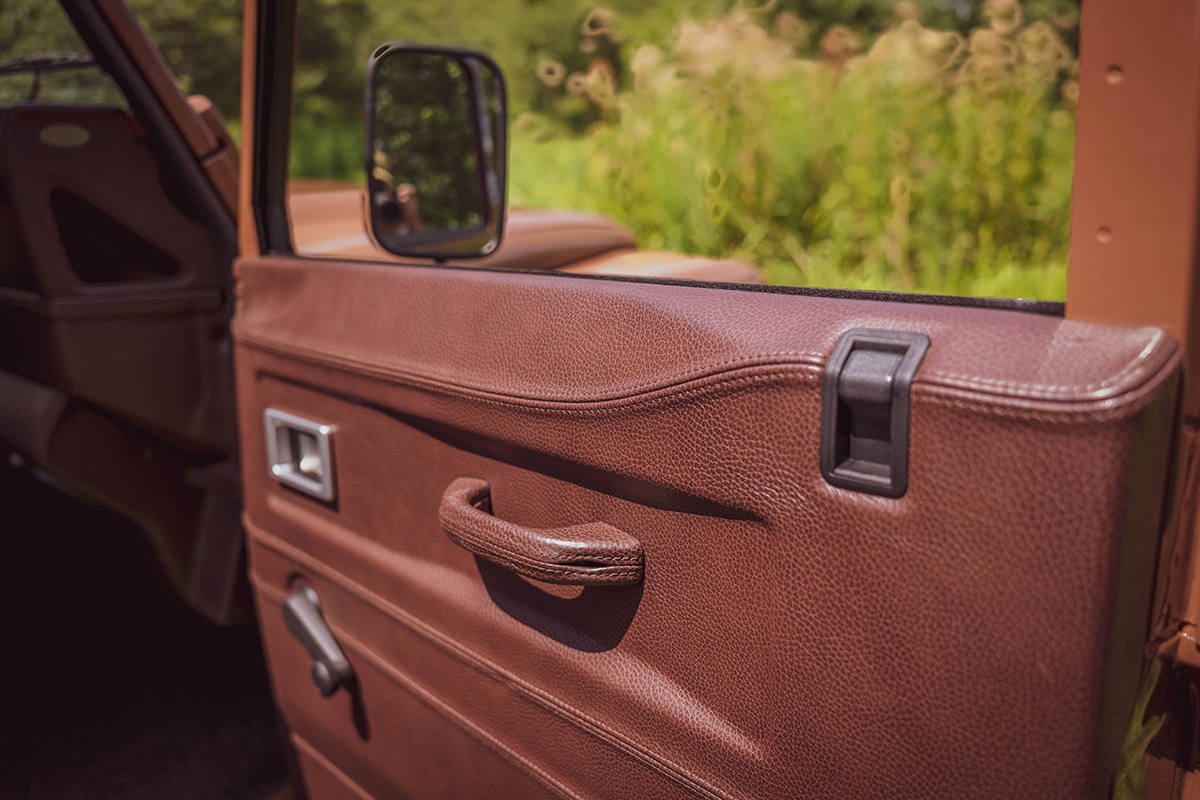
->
[544,268,1065,317]
[288,250,1065,317]
[252,0,297,255]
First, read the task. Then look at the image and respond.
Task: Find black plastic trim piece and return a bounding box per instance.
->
[252,0,297,255]
[535,270,1066,317]
[820,328,930,498]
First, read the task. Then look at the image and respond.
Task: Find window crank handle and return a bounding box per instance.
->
[281,586,354,698]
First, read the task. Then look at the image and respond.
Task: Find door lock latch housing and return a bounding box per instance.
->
[265,409,336,502]
[820,329,929,498]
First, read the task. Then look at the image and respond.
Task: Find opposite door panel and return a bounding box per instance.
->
[233,255,1178,799]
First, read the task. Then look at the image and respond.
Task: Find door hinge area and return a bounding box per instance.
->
[820,329,929,498]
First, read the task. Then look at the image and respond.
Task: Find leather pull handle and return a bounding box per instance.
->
[438,478,644,586]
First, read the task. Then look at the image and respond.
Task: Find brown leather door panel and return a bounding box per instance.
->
[233,255,1180,799]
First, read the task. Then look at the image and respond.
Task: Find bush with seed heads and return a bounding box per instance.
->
[511,2,1075,298]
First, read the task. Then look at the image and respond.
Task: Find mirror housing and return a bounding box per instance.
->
[365,44,507,259]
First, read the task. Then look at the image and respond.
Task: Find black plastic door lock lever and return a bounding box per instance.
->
[820,329,929,498]
[282,586,354,697]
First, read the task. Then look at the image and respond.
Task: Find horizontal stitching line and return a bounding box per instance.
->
[255,579,583,800]
[239,333,1174,414]
[236,330,823,403]
[247,525,736,800]
[918,392,1154,423]
[444,526,643,568]
[469,556,642,579]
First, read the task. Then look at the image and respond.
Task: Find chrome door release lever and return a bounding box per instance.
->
[282,586,354,697]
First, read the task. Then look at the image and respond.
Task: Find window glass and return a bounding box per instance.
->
[285,0,1077,300]
[126,0,242,127]
[0,1,126,106]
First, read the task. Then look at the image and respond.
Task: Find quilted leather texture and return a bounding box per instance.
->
[233,255,1180,799]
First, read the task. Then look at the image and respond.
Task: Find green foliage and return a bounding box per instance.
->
[287,114,363,183]
[123,0,369,123]
[1112,659,1166,800]
[0,0,1076,299]
[0,0,85,57]
[365,0,707,117]
[294,0,371,120]
[372,52,483,232]
[510,6,1075,298]
[123,0,241,114]
[0,1,125,104]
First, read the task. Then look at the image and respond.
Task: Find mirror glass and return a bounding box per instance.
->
[368,47,504,258]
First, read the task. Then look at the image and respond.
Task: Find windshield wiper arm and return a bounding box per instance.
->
[0,51,96,77]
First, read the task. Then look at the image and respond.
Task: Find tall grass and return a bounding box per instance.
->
[510,3,1076,298]
[290,114,365,183]
[228,115,366,183]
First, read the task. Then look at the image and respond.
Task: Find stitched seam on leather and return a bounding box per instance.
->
[332,629,584,800]
[237,331,824,402]
[444,537,641,580]
[251,534,737,800]
[916,354,1179,422]
[919,332,1170,398]
[413,370,1151,425]
[289,735,377,800]
[489,562,640,580]
[243,332,1175,415]
[443,520,642,568]
[443,514,642,564]
[258,581,583,800]
[258,352,820,414]
[248,524,740,800]
[489,563,640,580]
[254,356,1161,447]
[440,363,1177,423]
[456,546,642,575]
[917,390,1162,423]
[445,528,642,581]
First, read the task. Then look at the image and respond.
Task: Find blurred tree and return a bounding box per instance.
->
[125,0,369,122]
[0,0,87,57]
[0,0,236,110]
[372,51,482,232]
[127,0,242,115]
[0,0,125,104]
[4,0,1084,124]
[294,0,370,119]
[770,0,1079,50]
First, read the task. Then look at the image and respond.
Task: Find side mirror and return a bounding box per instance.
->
[365,44,507,259]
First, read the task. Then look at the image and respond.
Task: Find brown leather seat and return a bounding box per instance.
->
[0,104,232,454]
